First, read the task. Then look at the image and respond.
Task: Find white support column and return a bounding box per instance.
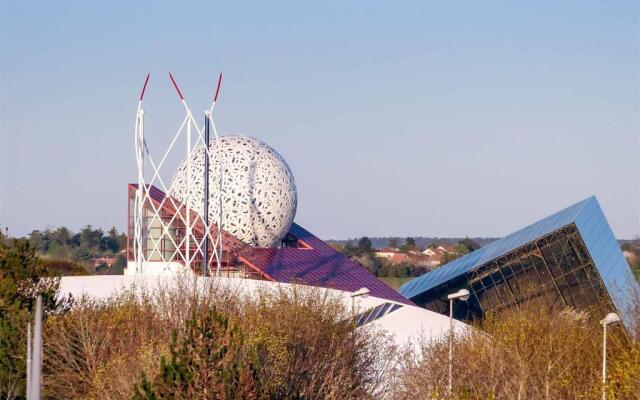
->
[134,107,145,273]
[185,113,191,269]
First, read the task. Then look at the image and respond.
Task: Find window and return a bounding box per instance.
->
[355,303,403,327]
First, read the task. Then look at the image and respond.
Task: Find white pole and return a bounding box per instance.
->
[448,298,453,396]
[26,323,31,400]
[216,147,223,277]
[31,296,42,400]
[207,73,224,277]
[601,323,607,400]
[134,73,149,275]
[135,108,145,273]
[186,114,191,269]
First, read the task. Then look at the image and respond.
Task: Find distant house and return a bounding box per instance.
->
[422,245,454,267]
[93,256,118,269]
[422,248,435,256]
[374,248,433,267]
[375,247,400,259]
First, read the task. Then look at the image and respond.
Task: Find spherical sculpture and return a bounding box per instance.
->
[170,135,297,248]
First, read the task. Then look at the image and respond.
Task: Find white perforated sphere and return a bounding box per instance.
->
[170,135,297,248]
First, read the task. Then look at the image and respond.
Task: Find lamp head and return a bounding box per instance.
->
[351,287,371,298]
[600,312,621,326]
[447,288,470,301]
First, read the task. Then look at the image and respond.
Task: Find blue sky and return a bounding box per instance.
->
[1,1,638,239]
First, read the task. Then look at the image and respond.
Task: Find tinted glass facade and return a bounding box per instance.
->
[412,224,614,323]
[400,197,639,330]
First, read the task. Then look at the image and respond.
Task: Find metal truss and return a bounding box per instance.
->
[132,72,225,276]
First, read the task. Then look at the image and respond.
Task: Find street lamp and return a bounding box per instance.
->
[600,312,621,400]
[350,288,371,320]
[447,288,470,396]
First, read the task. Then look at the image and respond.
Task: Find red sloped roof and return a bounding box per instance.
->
[239,224,412,304]
[128,183,411,304]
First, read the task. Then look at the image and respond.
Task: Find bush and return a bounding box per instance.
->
[40,259,88,276]
[41,279,395,399]
[242,286,395,399]
[0,239,70,399]
[133,307,259,399]
[396,299,640,400]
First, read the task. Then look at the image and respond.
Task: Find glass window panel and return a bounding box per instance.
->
[471,282,484,294]
[570,289,588,309]
[481,276,494,290]
[574,268,592,290]
[533,259,552,284]
[484,286,499,308]
[545,254,563,278]
[494,281,512,304]
[565,271,578,289]
[364,305,384,324]
[506,276,521,302]
[357,309,374,326]
[582,286,599,306]
[388,304,403,314]
[560,285,576,308]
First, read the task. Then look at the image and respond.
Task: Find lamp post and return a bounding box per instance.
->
[447,288,470,396]
[350,288,371,320]
[600,312,621,400]
[26,323,31,400]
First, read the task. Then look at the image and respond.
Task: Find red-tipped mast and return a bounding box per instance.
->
[139,73,150,101]
[213,72,223,103]
[168,72,184,100]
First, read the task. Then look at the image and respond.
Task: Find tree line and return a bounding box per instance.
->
[2,225,128,275]
[331,236,481,279]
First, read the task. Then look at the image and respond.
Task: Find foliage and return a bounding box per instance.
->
[440,239,477,264]
[376,261,429,278]
[42,279,394,399]
[357,237,374,254]
[40,259,88,276]
[44,293,164,399]
[26,225,126,264]
[243,286,394,399]
[0,239,70,399]
[398,237,417,252]
[396,300,640,399]
[133,307,258,399]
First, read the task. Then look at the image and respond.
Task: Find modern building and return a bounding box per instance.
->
[399,196,639,331]
[126,182,409,305]
[118,88,468,349]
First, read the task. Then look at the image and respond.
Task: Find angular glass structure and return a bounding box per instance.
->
[399,196,639,331]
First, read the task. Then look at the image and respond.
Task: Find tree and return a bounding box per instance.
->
[388,238,399,248]
[459,237,480,252]
[357,237,373,254]
[399,237,417,253]
[28,230,46,252]
[51,227,71,245]
[440,241,471,264]
[79,225,103,251]
[0,239,70,398]
[102,227,122,254]
[133,308,258,399]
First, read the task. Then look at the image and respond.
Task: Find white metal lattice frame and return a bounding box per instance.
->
[133,73,225,276]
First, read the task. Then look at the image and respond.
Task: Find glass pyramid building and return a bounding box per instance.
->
[399,196,639,330]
